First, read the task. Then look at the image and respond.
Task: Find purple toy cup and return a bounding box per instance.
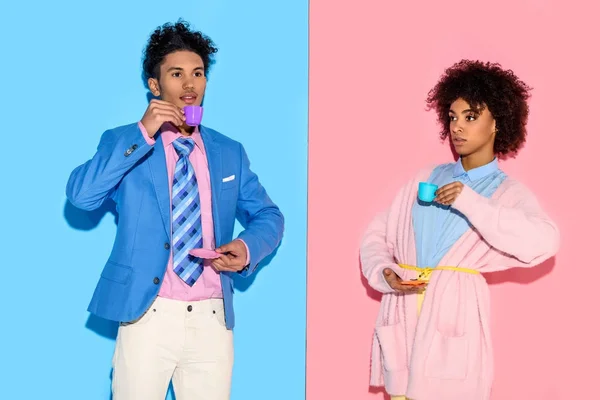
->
[183,105,203,126]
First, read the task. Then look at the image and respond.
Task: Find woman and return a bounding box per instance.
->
[360,60,559,400]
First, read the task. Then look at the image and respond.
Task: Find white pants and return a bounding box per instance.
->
[111,297,233,400]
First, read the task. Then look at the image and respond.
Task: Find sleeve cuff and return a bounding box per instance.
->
[452,184,480,214]
[235,238,251,266]
[138,121,156,145]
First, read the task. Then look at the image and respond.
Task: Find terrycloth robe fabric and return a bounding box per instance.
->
[360,166,560,400]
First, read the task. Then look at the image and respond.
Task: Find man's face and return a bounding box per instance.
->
[148,50,206,108]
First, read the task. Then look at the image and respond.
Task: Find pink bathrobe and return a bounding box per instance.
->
[360,167,560,399]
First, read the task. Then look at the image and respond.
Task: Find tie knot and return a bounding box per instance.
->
[173,137,194,158]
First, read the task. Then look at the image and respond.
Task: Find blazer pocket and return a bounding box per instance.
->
[222,174,235,183]
[221,178,238,192]
[101,261,132,285]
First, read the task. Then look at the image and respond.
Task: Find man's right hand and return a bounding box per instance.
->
[140,99,186,138]
[383,268,427,293]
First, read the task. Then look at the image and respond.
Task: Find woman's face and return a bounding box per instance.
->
[448,98,496,157]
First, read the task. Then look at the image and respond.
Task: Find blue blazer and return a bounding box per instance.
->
[66,123,284,330]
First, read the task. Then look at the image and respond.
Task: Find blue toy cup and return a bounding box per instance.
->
[418,182,438,202]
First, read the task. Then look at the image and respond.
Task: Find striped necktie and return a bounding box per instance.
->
[171,137,203,286]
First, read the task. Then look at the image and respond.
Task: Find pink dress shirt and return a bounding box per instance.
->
[138,122,249,301]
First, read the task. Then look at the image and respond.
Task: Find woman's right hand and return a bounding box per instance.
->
[383,268,427,293]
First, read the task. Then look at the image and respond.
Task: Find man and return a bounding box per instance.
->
[66,20,284,399]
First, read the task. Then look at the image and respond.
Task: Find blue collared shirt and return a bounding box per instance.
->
[411,158,507,268]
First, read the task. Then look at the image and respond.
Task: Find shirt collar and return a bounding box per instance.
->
[452,157,499,181]
[160,123,204,154]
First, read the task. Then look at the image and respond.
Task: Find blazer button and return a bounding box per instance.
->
[153,277,160,284]
[124,144,138,157]
[164,243,170,250]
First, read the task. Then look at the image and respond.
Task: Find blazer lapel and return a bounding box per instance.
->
[201,126,223,244]
[202,127,222,197]
[147,135,171,238]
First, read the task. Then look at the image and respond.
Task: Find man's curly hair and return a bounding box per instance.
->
[142,19,218,81]
[426,60,532,156]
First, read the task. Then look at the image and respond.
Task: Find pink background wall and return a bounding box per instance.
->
[307,1,599,399]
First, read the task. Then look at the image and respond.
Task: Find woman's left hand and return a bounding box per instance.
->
[434,181,464,205]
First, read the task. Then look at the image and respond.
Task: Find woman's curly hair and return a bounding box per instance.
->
[426,59,532,156]
[142,19,218,81]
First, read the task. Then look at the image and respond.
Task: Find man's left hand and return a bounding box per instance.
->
[212,240,249,272]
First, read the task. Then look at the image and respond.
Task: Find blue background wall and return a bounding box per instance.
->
[0,1,307,398]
